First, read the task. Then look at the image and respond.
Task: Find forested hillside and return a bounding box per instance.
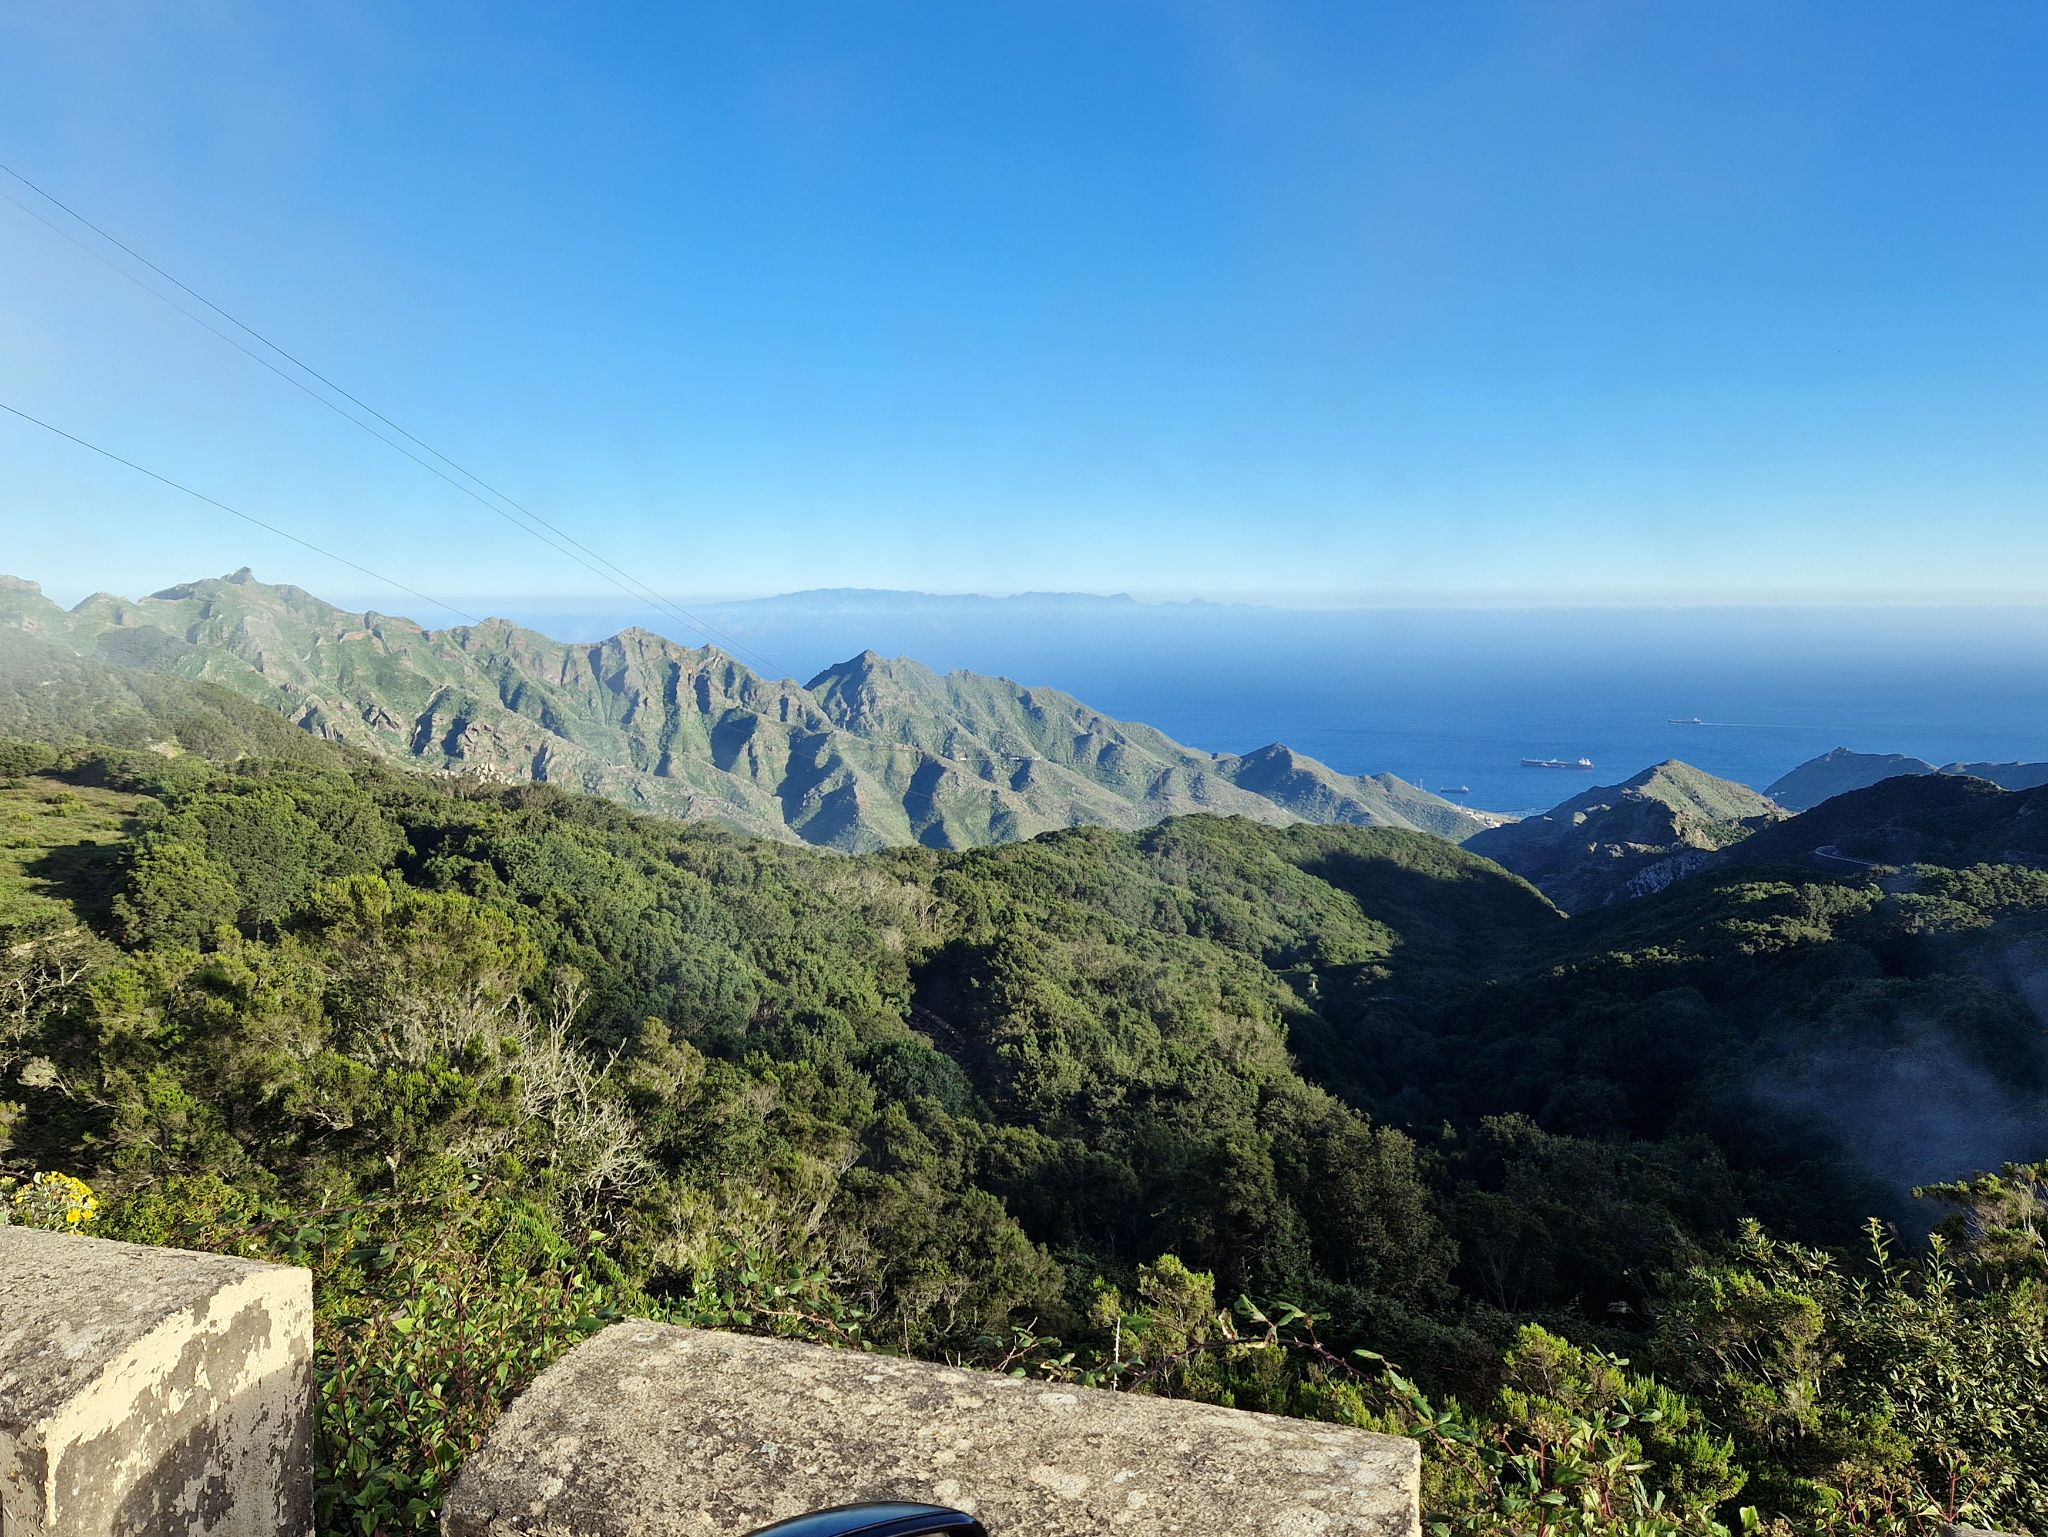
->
[3,718,2045,1536]
[1728,773,2048,871]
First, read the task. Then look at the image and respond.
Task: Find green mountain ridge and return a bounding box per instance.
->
[1465,759,1787,911]
[0,570,1500,851]
[0,620,335,767]
[1722,769,2048,871]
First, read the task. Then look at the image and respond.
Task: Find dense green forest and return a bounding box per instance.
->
[2,731,2044,1535]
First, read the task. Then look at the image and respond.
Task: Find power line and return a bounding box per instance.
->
[1,397,835,756]
[0,160,782,675]
[0,162,771,667]
[2,397,851,771]
[1,185,706,643]
[0,399,481,626]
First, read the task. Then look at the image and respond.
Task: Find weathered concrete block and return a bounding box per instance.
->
[0,1226,313,1537]
[443,1322,1419,1537]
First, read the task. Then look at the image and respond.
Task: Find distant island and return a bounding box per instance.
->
[0,571,1498,851]
[8,567,2048,1537]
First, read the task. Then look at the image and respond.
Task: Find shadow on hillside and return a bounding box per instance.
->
[20,835,134,926]
[1296,847,1563,958]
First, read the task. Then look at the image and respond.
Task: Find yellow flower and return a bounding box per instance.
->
[7,1171,98,1232]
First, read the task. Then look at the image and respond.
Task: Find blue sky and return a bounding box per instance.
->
[3,2,2047,607]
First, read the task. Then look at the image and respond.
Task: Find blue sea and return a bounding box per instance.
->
[487,598,2048,817]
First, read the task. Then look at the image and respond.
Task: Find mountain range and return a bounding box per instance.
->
[0,571,1498,852]
[14,568,2047,894]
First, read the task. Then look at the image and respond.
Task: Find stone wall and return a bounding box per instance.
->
[0,1226,313,1537]
[1,1231,1422,1537]
[442,1321,1420,1537]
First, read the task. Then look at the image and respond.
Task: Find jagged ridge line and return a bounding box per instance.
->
[0,162,780,675]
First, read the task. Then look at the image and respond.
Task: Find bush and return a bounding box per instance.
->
[1,1169,99,1229]
[93,1181,867,1537]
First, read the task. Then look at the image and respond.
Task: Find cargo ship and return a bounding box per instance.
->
[1669,716,1705,726]
[1521,756,1595,770]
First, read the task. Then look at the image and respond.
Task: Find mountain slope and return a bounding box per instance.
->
[1723,771,2048,872]
[1465,759,1786,911]
[0,608,333,768]
[1217,742,1498,841]
[1767,747,2048,813]
[1938,759,2048,791]
[1766,748,1938,810]
[0,570,1496,852]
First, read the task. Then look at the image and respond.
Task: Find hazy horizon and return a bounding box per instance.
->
[11,9,2048,1513]
[15,563,2048,816]
[7,4,2048,610]
[21,566,2048,622]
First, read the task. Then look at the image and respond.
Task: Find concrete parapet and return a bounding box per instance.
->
[443,1321,1419,1537]
[0,1226,313,1537]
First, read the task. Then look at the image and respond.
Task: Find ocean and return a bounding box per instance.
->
[488,598,2048,817]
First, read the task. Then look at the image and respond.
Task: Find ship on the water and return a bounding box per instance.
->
[1438,784,1472,796]
[1669,716,1705,726]
[1521,756,1596,770]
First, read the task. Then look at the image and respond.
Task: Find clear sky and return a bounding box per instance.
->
[4,2,2047,608]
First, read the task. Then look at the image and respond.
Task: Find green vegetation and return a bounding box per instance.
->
[0,751,140,935]
[0,570,1493,850]
[0,620,335,767]
[1728,773,2048,871]
[1466,761,1786,912]
[2,730,2045,1536]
